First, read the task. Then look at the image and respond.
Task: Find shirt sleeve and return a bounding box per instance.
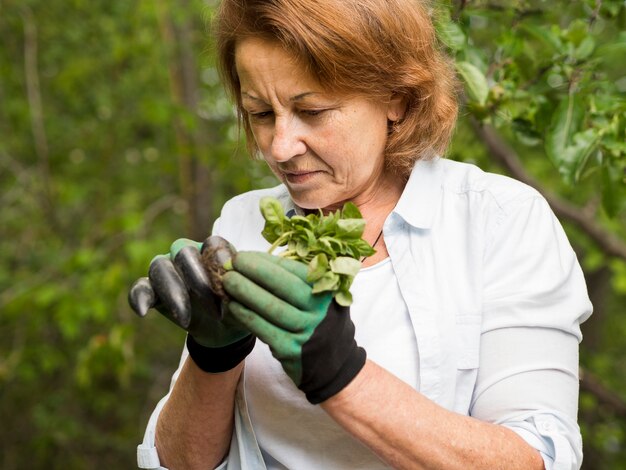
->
[473,194,592,470]
[137,346,190,470]
[137,216,231,470]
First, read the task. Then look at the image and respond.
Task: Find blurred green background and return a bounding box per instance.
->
[1,0,625,468]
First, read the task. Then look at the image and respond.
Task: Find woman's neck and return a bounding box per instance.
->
[353,173,405,267]
[299,170,405,265]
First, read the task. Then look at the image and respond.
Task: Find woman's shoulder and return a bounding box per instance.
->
[439,158,543,211]
[213,183,289,249]
[221,183,289,215]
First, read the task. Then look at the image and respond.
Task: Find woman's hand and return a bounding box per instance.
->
[128,236,254,372]
[222,251,366,403]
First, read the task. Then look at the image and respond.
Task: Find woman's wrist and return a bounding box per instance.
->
[186,334,256,373]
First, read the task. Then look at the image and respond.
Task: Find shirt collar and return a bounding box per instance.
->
[282,157,444,227]
[278,191,299,219]
[392,157,444,230]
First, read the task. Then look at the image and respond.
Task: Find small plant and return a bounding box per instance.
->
[259,196,375,306]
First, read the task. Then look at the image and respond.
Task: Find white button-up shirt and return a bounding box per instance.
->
[138,158,592,470]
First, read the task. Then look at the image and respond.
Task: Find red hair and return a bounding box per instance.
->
[214,0,458,177]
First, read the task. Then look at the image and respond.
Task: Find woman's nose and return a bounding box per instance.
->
[270,117,307,162]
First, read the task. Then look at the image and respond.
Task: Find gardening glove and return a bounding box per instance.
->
[128,236,254,373]
[222,251,366,404]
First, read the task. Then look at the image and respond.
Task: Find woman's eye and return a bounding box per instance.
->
[300,109,324,117]
[249,111,273,120]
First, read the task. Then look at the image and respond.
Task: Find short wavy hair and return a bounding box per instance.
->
[214,0,458,178]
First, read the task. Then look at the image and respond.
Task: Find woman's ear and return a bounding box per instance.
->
[387,93,408,122]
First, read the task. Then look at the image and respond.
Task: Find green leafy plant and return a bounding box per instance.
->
[259,197,376,306]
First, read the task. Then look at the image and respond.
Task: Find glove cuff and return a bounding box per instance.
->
[299,299,367,404]
[186,334,256,373]
[304,344,366,404]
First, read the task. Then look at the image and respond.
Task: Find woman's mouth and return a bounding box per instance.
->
[282,170,324,185]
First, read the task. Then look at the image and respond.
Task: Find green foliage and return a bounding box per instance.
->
[0,0,273,467]
[260,197,374,306]
[0,0,624,468]
[437,2,626,467]
[436,0,626,212]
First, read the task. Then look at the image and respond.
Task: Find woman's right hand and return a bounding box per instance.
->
[128,236,254,372]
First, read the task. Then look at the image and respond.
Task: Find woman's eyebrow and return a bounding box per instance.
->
[241,91,261,102]
[290,92,320,101]
[241,91,321,102]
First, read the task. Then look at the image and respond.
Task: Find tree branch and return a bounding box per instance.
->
[589,0,603,27]
[452,0,468,21]
[21,6,58,230]
[155,0,195,237]
[155,0,215,240]
[580,367,626,419]
[471,121,626,262]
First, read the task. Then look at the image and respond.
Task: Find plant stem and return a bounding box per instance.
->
[268,231,294,254]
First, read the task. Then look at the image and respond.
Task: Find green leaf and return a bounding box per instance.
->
[512,118,542,147]
[568,129,600,182]
[521,24,562,53]
[435,14,466,52]
[290,215,313,230]
[601,164,620,218]
[312,271,340,294]
[262,224,281,243]
[329,257,361,276]
[549,124,599,184]
[259,196,285,225]
[341,202,362,219]
[307,253,329,283]
[315,211,339,236]
[455,61,489,106]
[304,228,316,246]
[575,36,595,60]
[595,41,626,61]
[545,95,584,167]
[346,244,360,259]
[296,239,309,258]
[353,238,376,257]
[317,237,334,253]
[336,219,366,239]
[564,19,589,46]
[259,198,371,305]
[335,289,353,307]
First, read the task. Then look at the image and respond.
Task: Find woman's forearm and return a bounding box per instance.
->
[155,357,243,470]
[321,360,544,470]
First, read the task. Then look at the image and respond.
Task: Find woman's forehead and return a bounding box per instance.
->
[235,38,324,93]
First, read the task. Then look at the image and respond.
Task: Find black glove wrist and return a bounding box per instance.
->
[299,302,367,404]
[186,334,256,373]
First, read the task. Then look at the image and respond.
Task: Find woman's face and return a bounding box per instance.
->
[235,37,403,211]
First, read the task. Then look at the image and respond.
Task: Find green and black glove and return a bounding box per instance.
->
[128,236,254,373]
[222,252,366,404]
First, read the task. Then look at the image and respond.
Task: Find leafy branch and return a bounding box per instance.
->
[259,197,375,306]
[473,120,626,262]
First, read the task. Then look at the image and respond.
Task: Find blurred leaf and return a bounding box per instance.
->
[435,12,466,52]
[575,36,595,60]
[521,24,563,53]
[2,0,626,467]
[456,61,489,106]
[545,95,583,174]
[602,163,623,217]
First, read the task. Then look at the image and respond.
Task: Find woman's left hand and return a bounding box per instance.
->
[222,252,366,404]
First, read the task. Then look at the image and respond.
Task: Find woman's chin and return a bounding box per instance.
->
[289,193,350,214]
[287,188,334,211]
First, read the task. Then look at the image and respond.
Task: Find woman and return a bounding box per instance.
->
[131,0,592,468]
